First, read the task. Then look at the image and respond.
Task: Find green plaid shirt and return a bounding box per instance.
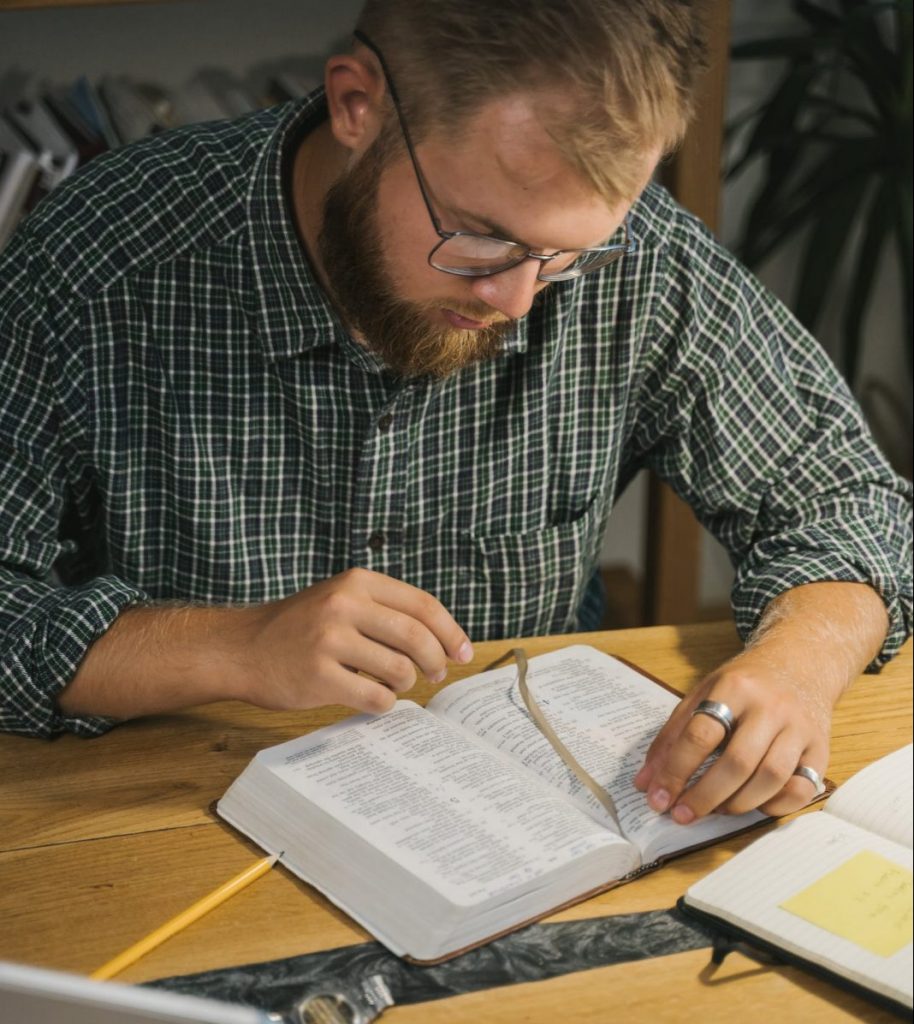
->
[1,90,911,738]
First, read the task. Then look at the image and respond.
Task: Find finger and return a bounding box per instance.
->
[718,728,806,816]
[759,740,830,817]
[357,605,451,684]
[667,710,778,822]
[314,663,400,715]
[635,695,699,791]
[331,667,399,716]
[363,572,473,665]
[644,702,736,813]
[334,633,418,693]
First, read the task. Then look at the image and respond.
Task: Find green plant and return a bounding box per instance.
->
[727,0,912,406]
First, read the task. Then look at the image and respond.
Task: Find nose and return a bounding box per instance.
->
[469,259,545,322]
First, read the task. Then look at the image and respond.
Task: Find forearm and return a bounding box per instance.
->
[734,580,890,709]
[56,569,473,724]
[57,604,252,720]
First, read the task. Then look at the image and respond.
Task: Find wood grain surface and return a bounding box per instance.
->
[0,622,910,1022]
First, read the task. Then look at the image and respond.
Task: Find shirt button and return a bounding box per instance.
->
[368,532,385,551]
[377,414,394,433]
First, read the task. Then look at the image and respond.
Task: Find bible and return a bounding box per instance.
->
[217,645,766,963]
[680,744,913,1013]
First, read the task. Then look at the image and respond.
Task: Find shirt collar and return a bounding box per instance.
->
[245,88,341,361]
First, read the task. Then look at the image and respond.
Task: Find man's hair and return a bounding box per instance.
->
[354,0,709,205]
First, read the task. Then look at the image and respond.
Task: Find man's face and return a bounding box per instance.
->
[319,93,650,379]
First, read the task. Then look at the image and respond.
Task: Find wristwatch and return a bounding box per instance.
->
[267,974,395,1024]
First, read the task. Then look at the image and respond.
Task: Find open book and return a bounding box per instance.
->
[217,645,765,963]
[680,744,913,1013]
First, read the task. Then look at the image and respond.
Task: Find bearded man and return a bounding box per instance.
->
[0,0,910,828]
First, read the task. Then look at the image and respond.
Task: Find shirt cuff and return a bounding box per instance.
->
[2,575,149,738]
[731,549,909,673]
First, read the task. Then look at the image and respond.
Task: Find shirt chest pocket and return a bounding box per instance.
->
[454,496,604,640]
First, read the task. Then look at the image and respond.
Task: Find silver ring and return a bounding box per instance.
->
[793,764,826,798]
[691,700,735,753]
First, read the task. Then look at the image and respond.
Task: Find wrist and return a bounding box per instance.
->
[739,582,889,708]
[201,605,263,704]
[727,644,845,710]
[61,603,258,719]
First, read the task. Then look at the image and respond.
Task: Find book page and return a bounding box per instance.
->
[825,744,913,849]
[427,646,763,857]
[258,701,635,906]
[685,812,913,1008]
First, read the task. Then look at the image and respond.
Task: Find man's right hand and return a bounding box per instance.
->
[57,569,473,722]
[231,568,474,714]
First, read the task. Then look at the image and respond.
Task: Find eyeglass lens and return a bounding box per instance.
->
[430,235,626,281]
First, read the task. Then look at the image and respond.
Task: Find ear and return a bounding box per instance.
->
[323,51,386,157]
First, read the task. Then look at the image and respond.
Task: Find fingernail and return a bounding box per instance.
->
[672,804,695,825]
[648,787,670,812]
[457,641,473,664]
[431,669,447,684]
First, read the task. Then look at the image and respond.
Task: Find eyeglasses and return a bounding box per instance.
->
[353,30,638,283]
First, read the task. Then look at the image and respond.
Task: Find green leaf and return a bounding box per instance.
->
[737,138,880,267]
[839,5,906,123]
[729,0,912,399]
[731,34,836,61]
[841,178,894,383]
[899,7,913,123]
[800,94,883,130]
[892,179,914,367]
[726,62,823,202]
[793,176,872,332]
[794,0,843,30]
[775,136,879,211]
[746,61,824,148]
[724,102,769,141]
[840,1,898,67]
[738,201,811,269]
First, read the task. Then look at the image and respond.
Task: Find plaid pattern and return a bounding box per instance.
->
[1,90,911,738]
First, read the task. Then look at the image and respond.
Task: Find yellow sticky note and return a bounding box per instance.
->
[781,850,913,958]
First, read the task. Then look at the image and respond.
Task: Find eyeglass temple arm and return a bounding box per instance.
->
[352,29,446,235]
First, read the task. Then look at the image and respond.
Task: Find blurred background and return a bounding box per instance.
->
[1,0,910,630]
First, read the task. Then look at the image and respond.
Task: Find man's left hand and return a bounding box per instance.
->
[634,652,834,823]
[633,580,890,824]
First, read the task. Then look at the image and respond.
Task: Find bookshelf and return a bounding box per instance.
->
[0,0,160,8]
[0,0,360,101]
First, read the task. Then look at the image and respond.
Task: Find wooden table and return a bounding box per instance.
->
[1,622,910,1022]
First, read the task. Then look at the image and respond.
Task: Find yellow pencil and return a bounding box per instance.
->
[90,851,280,981]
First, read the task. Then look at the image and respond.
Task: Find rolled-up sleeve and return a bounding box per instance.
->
[633,211,912,667]
[0,230,148,738]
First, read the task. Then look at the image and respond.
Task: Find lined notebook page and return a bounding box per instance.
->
[825,744,913,849]
[686,812,913,1008]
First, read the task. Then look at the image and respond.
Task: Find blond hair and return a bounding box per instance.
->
[354,0,709,205]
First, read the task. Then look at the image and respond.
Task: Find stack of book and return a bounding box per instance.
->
[0,69,318,250]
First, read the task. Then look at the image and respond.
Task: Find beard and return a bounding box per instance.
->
[317,137,512,380]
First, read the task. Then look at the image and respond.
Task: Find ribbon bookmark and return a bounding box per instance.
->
[486,648,621,831]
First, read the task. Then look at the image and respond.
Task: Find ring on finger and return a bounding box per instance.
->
[691,699,735,754]
[793,763,826,798]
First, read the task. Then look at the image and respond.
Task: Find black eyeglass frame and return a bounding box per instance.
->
[352,30,638,283]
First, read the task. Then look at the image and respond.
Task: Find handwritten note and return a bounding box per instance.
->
[781,850,913,958]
